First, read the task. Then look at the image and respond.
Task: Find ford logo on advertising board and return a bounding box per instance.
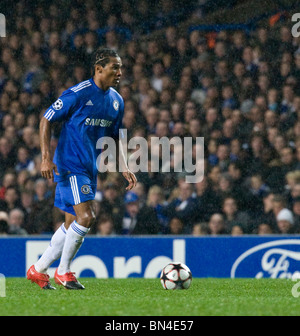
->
[231,239,300,279]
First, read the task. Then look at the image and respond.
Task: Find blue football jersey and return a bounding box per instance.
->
[43,78,124,182]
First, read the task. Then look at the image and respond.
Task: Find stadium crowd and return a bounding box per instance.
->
[0,0,300,236]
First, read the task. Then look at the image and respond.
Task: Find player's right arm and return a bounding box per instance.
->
[40,90,78,180]
[40,117,59,180]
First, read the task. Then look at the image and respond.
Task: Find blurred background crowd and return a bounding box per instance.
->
[0,0,300,236]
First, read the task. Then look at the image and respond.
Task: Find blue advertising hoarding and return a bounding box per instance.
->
[0,236,300,279]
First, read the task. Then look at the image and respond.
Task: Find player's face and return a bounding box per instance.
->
[101,57,122,88]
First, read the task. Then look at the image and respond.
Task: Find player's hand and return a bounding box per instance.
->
[122,169,137,190]
[41,159,59,180]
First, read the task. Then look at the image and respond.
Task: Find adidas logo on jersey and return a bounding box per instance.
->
[86,100,94,106]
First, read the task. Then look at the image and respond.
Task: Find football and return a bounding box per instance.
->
[160,262,192,290]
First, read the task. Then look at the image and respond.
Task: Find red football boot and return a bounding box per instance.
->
[27,265,56,290]
[54,269,85,290]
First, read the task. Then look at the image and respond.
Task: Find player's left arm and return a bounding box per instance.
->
[117,139,137,191]
[113,98,137,190]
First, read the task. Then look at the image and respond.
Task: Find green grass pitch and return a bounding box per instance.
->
[0,278,300,316]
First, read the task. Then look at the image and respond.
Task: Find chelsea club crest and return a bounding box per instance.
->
[81,185,90,194]
[113,100,119,111]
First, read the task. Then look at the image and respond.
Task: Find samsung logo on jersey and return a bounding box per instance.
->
[85,118,113,127]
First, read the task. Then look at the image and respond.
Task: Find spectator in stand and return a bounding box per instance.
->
[222,196,251,233]
[97,182,123,231]
[207,213,227,235]
[117,191,160,235]
[0,211,9,235]
[161,181,198,232]
[254,191,276,231]
[216,143,231,172]
[231,223,244,236]
[8,208,27,235]
[146,185,169,233]
[246,132,267,176]
[20,190,33,226]
[279,146,297,176]
[15,146,35,173]
[276,208,296,234]
[272,194,287,219]
[0,137,17,180]
[290,183,300,203]
[248,173,270,212]
[33,178,52,202]
[96,215,116,236]
[25,179,53,234]
[0,186,21,213]
[257,222,274,235]
[0,171,17,201]
[167,216,185,235]
[195,176,222,222]
[292,197,300,231]
[192,222,209,236]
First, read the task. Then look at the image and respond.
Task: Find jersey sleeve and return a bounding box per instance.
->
[43,90,78,123]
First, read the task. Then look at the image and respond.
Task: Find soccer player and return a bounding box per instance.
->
[27,48,137,290]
